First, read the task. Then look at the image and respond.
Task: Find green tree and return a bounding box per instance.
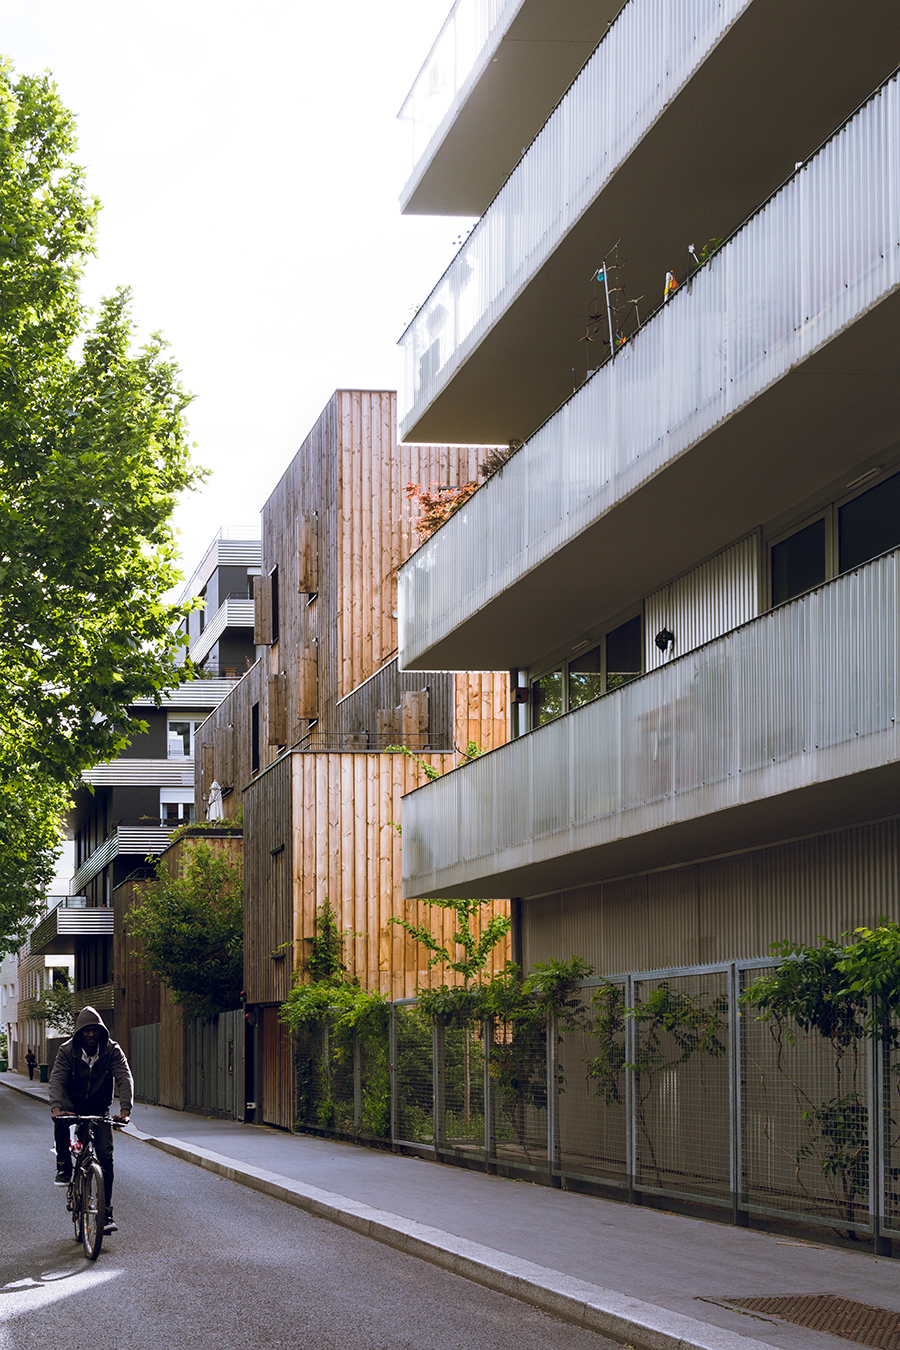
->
[126,844,243,1022]
[390,897,511,988]
[0,60,203,952]
[25,975,76,1038]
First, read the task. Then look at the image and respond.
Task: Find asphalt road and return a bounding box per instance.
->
[0,1089,621,1350]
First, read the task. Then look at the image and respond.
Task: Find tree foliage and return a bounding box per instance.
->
[0,60,202,952]
[126,844,243,1022]
[390,896,511,989]
[25,976,76,1037]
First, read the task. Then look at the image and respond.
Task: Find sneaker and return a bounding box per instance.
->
[103,1208,118,1234]
[55,1163,72,1186]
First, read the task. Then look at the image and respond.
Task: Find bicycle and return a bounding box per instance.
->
[56,1115,122,1260]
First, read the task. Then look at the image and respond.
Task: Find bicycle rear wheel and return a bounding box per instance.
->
[81,1163,105,1260]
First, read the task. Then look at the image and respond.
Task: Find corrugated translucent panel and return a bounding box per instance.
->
[399,72,900,670]
[401,550,900,897]
[398,0,521,190]
[398,0,751,434]
[645,535,759,672]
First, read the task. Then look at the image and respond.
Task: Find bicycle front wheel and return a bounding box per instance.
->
[70,1179,83,1243]
[81,1163,105,1260]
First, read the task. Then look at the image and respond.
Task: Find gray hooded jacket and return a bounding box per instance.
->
[48,1006,134,1116]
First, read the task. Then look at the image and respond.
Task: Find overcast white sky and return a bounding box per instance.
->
[0,0,471,578]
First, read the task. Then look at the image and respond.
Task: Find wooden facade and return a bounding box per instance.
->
[113,833,244,1110]
[194,391,510,1129]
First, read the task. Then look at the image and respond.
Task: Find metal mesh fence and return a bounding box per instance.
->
[294,1022,328,1130]
[739,966,871,1232]
[358,1020,391,1140]
[632,970,731,1203]
[394,1002,435,1146]
[555,982,628,1186]
[489,1018,548,1170]
[438,1022,486,1156]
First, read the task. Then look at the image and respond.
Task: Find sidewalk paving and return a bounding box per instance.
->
[4,1070,897,1350]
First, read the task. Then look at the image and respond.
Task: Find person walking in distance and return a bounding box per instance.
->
[48,1007,133,1235]
[25,1048,36,1080]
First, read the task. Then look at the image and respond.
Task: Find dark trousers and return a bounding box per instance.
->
[27,1064,35,1080]
[54,1118,114,1205]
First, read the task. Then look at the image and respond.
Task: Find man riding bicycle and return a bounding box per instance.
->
[49,1006,133,1235]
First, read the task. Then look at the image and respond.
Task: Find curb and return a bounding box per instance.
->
[129,1126,765,1350]
[2,1081,764,1350]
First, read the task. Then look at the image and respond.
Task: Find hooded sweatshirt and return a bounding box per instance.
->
[48,1006,134,1117]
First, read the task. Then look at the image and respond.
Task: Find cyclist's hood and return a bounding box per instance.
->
[73,1005,109,1052]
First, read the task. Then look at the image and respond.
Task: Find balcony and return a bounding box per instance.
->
[399,71,900,673]
[82,758,195,788]
[189,596,255,666]
[399,0,618,215]
[399,0,900,444]
[402,550,900,899]
[70,826,175,894]
[30,899,114,956]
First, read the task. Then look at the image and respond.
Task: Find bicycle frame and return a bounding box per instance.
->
[56,1114,113,1260]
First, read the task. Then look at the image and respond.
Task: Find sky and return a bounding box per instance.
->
[0,0,472,579]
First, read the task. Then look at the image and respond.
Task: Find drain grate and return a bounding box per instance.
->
[723,1296,900,1349]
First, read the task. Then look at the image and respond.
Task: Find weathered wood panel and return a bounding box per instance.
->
[260,1004,293,1129]
[290,751,509,1001]
[112,869,159,1062]
[253,574,272,645]
[243,754,293,1007]
[297,516,318,593]
[298,645,317,719]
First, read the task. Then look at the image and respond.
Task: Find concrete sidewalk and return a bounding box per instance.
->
[4,1071,897,1350]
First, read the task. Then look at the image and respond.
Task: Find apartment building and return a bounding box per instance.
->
[56,531,260,1037]
[194,390,509,1128]
[396,1,900,975]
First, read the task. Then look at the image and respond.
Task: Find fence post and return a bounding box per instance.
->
[484,1016,495,1169]
[390,1003,398,1150]
[434,1020,446,1151]
[871,1008,891,1255]
[547,1015,560,1184]
[625,974,640,1204]
[729,963,748,1226]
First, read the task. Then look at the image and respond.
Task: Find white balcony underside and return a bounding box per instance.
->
[399,0,620,216]
[399,72,900,673]
[402,551,900,900]
[399,0,900,445]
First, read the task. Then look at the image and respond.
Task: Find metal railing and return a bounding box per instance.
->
[291,965,898,1247]
[295,732,454,753]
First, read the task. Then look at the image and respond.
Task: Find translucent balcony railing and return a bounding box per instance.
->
[399,0,520,199]
[402,550,900,899]
[398,0,751,436]
[398,70,900,672]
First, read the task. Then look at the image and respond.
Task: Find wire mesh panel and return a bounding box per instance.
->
[293,1022,328,1130]
[394,1003,435,1147]
[880,1030,900,1237]
[556,982,628,1186]
[632,970,731,1203]
[740,967,872,1233]
[322,1016,356,1133]
[488,1018,548,1171]
[358,1020,391,1140]
[439,1021,486,1156]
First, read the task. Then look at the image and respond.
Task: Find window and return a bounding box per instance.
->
[839,472,900,573]
[530,616,643,727]
[251,701,260,774]
[160,789,195,827]
[270,565,279,644]
[771,517,827,606]
[167,719,205,758]
[769,468,900,607]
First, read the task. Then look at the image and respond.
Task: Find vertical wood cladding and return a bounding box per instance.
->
[195,390,510,1000]
[244,754,293,1007]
